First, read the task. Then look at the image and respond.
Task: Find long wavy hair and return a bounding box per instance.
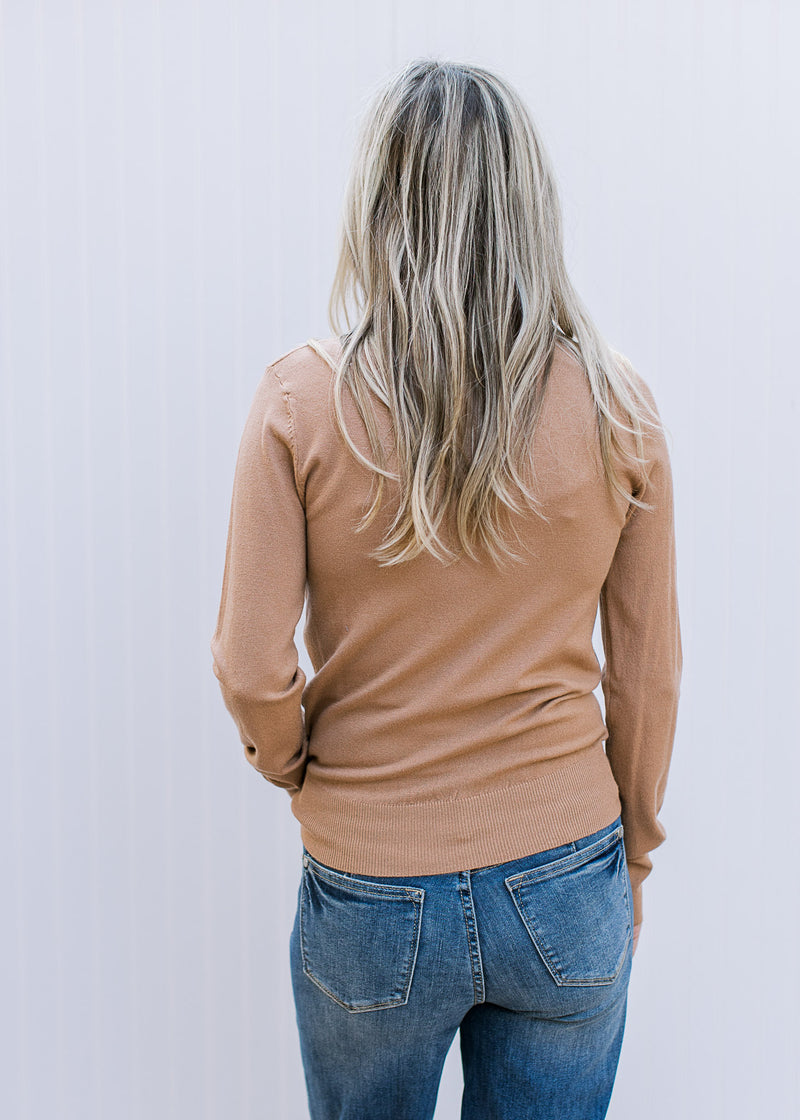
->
[308,57,663,568]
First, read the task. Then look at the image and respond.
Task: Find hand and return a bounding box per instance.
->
[632,922,642,956]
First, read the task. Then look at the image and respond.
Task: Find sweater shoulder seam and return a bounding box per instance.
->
[266,363,305,506]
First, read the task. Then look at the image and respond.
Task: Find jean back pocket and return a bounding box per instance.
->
[299,854,425,1013]
[504,825,632,987]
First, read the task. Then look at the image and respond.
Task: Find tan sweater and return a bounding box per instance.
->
[210,336,682,927]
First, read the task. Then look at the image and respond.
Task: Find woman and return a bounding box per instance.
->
[211,57,682,1120]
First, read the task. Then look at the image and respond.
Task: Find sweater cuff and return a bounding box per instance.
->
[626,855,650,927]
[631,881,643,927]
[259,770,302,796]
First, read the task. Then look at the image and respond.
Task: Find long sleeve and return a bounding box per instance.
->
[210,364,309,794]
[599,396,683,928]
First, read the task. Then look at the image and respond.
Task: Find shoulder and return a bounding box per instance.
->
[246,337,342,420]
[606,346,664,424]
[604,351,675,501]
[547,336,599,421]
[553,338,673,491]
[245,338,345,461]
[267,337,343,396]
[553,336,658,412]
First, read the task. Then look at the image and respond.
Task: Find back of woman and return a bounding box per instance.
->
[211,56,682,1120]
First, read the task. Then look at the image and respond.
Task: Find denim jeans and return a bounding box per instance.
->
[289,813,633,1120]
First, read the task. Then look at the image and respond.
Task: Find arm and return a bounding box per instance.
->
[210,364,308,794]
[599,392,683,929]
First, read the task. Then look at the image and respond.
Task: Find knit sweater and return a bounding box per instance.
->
[210,335,682,927]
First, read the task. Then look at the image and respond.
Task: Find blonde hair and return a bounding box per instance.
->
[309,56,662,568]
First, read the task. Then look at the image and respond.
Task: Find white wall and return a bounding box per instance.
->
[2,1,798,1117]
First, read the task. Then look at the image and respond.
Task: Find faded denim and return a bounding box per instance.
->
[289,814,633,1119]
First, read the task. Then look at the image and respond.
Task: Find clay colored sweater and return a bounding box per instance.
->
[210,336,682,927]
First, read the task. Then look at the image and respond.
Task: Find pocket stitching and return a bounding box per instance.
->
[299,867,426,1013]
[503,825,624,890]
[504,830,630,987]
[303,855,425,903]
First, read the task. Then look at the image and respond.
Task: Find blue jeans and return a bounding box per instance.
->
[289,814,633,1120]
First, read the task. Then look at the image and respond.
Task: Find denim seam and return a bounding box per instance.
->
[457,871,485,1005]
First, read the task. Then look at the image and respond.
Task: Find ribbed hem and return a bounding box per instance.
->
[291,738,622,876]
